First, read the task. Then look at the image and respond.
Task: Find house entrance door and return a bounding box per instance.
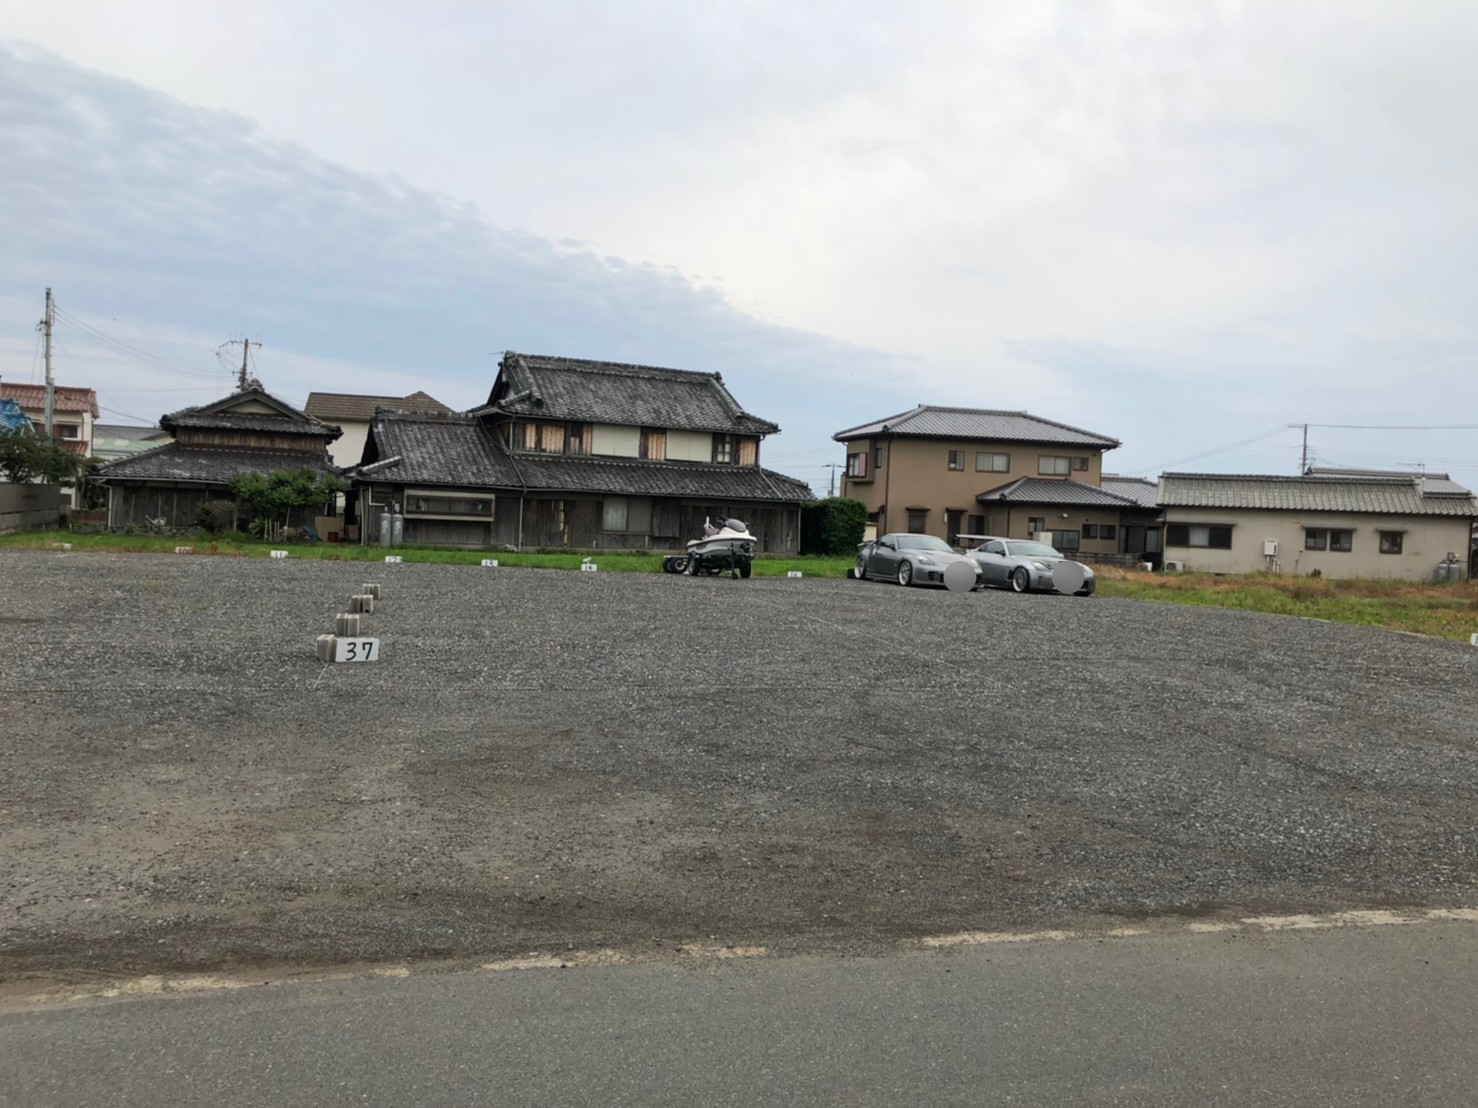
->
[945,509,964,547]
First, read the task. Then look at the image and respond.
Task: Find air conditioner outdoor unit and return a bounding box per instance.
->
[1163,560,1184,572]
[1264,540,1278,557]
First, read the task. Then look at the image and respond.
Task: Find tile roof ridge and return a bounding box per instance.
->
[832,405,927,438]
[521,352,718,380]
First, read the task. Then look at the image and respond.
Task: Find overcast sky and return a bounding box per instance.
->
[3,2,1477,491]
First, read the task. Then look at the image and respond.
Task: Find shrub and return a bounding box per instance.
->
[801,497,867,556]
[196,499,237,533]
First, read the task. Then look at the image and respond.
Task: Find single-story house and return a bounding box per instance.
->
[350,353,814,550]
[1157,468,1477,580]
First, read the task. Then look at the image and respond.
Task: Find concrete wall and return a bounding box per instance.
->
[0,483,62,533]
[1162,507,1471,580]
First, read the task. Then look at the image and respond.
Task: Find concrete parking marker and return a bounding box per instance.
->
[482,559,499,567]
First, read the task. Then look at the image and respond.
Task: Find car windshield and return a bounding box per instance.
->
[896,535,954,553]
[1005,541,1061,558]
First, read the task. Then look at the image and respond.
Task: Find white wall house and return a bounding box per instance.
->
[1158,470,1476,581]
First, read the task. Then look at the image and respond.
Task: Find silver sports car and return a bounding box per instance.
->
[854,533,986,589]
[966,536,1096,595]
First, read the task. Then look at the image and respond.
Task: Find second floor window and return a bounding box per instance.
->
[947,450,965,471]
[1039,455,1071,476]
[713,434,735,464]
[846,452,868,478]
[976,452,1009,472]
[640,428,667,460]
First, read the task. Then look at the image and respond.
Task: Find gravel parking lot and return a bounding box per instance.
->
[3,550,1477,981]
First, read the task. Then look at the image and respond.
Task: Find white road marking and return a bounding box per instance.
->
[678,944,767,959]
[10,908,1476,1011]
[480,949,629,972]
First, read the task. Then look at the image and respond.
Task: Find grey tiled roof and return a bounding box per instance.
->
[1159,472,1477,516]
[358,412,521,487]
[485,353,779,435]
[94,424,165,440]
[1304,466,1471,496]
[512,454,813,502]
[161,383,340,440]
[304,391,451,423]
[834,405,1119,447]
[358,411,812,503]
[976,477,1139,507]
[164,412,338,437]
[95,444,339,484]
[1101,474,1159,509]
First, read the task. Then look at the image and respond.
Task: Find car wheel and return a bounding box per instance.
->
[854,556,868,580]
[897,561,913,587]
[1010,566,1031,593]
[739,561,752,579]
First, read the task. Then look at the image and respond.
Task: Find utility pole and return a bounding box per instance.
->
[822,462,842,497]
[1288,423,1309,473]
[224,338,261,391]
[42,288,54,436]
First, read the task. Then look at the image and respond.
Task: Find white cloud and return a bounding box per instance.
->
[4,1,1478,486]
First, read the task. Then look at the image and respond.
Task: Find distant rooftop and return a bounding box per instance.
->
[0,382,99,417]
[304,390,452,423]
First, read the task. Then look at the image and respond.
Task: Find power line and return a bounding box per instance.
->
[1303,422,1478,431]
[1137,425,1293,473]
[52,304,221,381]
[98,402,157,424]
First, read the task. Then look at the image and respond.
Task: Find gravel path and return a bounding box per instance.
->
[2,550,1477,981]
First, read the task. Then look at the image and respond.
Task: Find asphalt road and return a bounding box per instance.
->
[2,550,1477,983]
[6,918,1478,1106]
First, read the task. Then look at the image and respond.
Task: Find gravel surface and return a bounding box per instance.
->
[2,549,1477,981]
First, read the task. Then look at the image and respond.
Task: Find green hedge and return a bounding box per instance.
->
[800,497,867,556]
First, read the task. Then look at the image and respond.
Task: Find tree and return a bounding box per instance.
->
[0,430,87,486]
[229,469,346,537]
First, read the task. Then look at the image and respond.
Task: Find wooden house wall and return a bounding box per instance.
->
[363,483,801,553]
[109,484,217,529]
[174,429,332,453]
[109,482,329,531]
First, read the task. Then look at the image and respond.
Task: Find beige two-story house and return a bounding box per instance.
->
[834,405,1134,557]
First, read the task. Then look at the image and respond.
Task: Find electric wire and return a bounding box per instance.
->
[52,304,221,381]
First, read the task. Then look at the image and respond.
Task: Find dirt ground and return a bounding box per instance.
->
[3,550,1478,983]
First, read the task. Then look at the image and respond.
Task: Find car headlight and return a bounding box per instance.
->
[1032,561,1049,570]
[916,555,934,564]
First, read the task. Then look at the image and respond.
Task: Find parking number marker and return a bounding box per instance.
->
[334,637,381,663]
